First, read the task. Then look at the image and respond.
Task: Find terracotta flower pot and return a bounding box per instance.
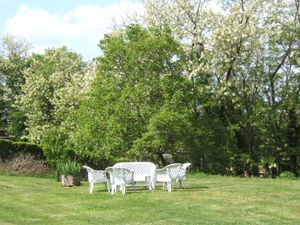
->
[61,175,80,187]
[244,171,250,177]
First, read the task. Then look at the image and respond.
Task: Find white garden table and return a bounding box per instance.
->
[113,162,156,190]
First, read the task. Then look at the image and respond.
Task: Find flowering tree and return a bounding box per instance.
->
[144,0,300,173]
[17,47,94,164]
[0,35,31,139]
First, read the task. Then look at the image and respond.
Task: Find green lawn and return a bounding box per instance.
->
[0,173,299,225]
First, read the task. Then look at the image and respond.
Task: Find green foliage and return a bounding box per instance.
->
[13,141,44,159]
[0,86,7,128]
[193,116,235,175]
[132,109,192,165]
[71,24,188,166]
[230,154,253,176]
[2,0,300,175]
[142,0,300,174]
[0,35,31,140]
[40,126,74,166]
[0,35,30,96]
[0,139,44,161]
[7,110,27,141]
[56,160,81,176]
[18,46,90,143]
[278,171,297,180]
[0,139,14,160]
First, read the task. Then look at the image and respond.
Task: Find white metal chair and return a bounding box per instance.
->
[105,167,134,195]
[154,163,183,192]
[82,165,109,193]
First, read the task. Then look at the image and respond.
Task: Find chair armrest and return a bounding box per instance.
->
[94,170,106,176]
[155,168,165,176]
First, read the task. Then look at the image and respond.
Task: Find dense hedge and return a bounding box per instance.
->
[0,139,14,160]
[0,139,44,161]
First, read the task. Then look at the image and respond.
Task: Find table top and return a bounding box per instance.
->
[113,162,156,180]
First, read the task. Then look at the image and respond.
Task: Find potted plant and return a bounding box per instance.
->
[57,161,81,187]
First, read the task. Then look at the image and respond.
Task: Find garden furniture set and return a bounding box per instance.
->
[83,162,191,194]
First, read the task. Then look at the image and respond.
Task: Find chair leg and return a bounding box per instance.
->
[167,182,172,192]
[121,184,126,194]
[111,184,116,195]
[146,177,152,190]
[148,181,151,190]
[105,181,110,192]
[146,177,150,190]
[147,178,154,190]
[179,179,183,188]
[151,179,155,190]
[89,183,94,194]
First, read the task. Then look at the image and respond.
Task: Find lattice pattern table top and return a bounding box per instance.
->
[113,162,156,176]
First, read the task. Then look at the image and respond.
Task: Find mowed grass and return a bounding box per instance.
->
[0,173,299,225]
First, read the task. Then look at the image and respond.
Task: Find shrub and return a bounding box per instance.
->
[278,171,297,180]
[40,127,75,166]
[13,142,44,159]
[0,139,44,161]
[57,161,81,176]
[0,153,50,174]
[230,154,253,176]
[0,139,15,160]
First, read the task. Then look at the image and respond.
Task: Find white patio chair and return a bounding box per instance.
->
[154,163,183,192]
[177,162,191,188]
[82,165,109,194]
[105,167,134,195]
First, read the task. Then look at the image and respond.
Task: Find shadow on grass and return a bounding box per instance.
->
[174,186,210,192]
[91,185,210,194]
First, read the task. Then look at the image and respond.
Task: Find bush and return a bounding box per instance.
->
[278,171,297,180]
[13,142,44,159]
[0,153,50,174]
[0,139,14,160]
[57,161,81,176]
[40,127,75,166]
[230,154,253,176]
[0,139,44,161]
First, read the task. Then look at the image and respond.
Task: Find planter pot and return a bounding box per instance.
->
[61,175,80,187]
[244,171,250,178]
